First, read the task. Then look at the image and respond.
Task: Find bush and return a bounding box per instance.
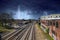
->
[4,25,14,29]
[46,28,49,33]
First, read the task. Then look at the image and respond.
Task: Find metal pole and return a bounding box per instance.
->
[0,32,2,40]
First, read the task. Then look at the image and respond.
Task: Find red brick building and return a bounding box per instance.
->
[40,14,60,40]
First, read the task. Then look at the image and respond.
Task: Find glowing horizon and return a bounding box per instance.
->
[14,6,32,19]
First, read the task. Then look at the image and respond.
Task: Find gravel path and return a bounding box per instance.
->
[35,24,48,40]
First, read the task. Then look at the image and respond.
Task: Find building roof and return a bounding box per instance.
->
[41,14,60,20]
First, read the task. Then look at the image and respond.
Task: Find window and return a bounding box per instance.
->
[53,20,55,25]
[48,21,50,26]
[59,16,60,17]
[51,16,52,18]
[48,17,49,18]
[52,31,55,35]
[48,17,50,18]
[53,22,55,25]
[56,22,58,28]
[49,21,52,25]
[56,16,58,17]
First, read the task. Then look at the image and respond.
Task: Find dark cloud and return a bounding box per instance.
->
[0,0,60,19]
[0,0,60,10]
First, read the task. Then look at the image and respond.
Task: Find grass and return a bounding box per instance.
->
[37,23,54,40]
[0,26,14,33]
[45,33,54,40]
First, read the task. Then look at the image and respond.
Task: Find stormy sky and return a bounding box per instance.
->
[0,0,60,19]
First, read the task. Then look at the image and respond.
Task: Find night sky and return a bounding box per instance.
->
[0,0,60,19]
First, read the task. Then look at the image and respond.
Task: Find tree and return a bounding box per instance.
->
[0,13,14,28]
[38,18,40,25]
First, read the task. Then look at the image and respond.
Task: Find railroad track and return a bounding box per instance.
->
[2,24,29,40]
[20,24,32,40]
[2,23,35,40]
[19,23,35,40]
[32,24,35,40]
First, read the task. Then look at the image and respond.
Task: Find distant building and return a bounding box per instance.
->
[40,14,60,40]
